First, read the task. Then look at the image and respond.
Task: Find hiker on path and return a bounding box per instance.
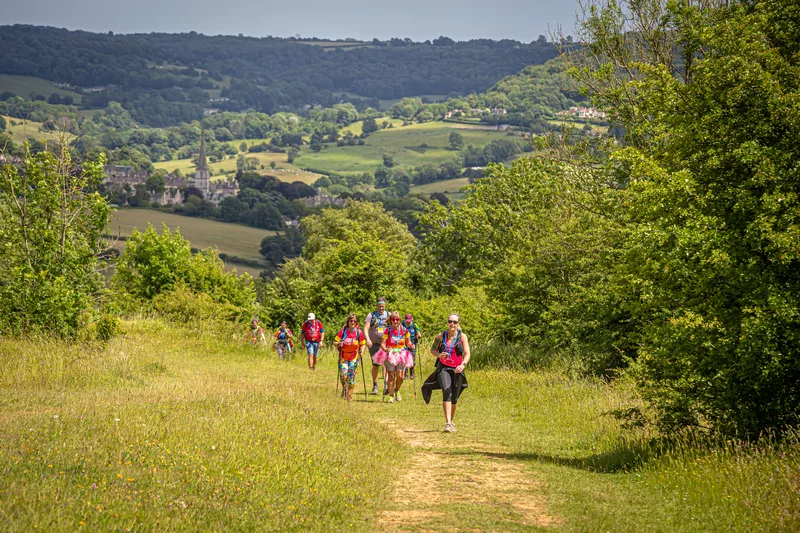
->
[273,321,294,359]
[247,318,268,347]
[301,313,325,370]
[364,297,390,395]
[374,311,414,403]
[403,313,422,380]
[334,314,366,402]
[422,314,470,432]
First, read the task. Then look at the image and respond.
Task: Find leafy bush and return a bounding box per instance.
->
[0,147,111,338]
[112,223,257,322]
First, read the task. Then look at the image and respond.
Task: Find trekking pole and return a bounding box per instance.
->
[413,351,417,400]
[360,354,368,402]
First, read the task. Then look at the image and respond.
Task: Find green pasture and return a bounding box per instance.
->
[1,114,49,143]
[1,319,796,531]
[295,121,516,174]
[108,209,274,275]
[0,74,83,104]
[153,152,320,185]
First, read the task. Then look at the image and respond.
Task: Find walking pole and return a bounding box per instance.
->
[413,351,417,400]
[360,353,368,402]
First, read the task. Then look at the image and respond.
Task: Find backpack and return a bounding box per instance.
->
[337,325,364,344]
[368,310,388,329]
[436,329,463,356]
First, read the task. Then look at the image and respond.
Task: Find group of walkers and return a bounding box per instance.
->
[247,296,471,433]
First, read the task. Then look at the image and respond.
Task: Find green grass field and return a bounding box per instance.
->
[109,209,275,276]
[1,319,796,531]
[1,114,50,143]
[0,75,83,104]
[295,121,517,174]
[153,150,320,185]
[410,177,470,202]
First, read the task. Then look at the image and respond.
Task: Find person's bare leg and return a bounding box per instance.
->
[395,373,404,392]
[442,401,452,424]
[308,351,314,369]
[387,370,396,397]
[371,364,379,386]
[451,404,457,422]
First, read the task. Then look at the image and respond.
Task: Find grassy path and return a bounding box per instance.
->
[377,418,559,531]
[1,320,797,531]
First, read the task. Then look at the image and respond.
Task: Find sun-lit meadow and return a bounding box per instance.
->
[108,209,275,276]
[294,121,517,174]
[0,319,398,531]
[1,317,796,531]
[152,151,321,185]
[1,114,49,144]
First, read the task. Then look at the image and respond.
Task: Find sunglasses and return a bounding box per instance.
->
[348,319,357,322]
[391,318,401,322]
[448,319,459,324]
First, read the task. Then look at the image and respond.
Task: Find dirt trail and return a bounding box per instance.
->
[378,419,561,532]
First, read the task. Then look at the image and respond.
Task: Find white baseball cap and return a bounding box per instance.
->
[308,312,315,320]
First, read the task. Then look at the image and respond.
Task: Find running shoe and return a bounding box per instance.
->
[371,384,378,395]
[387,397,394,404]
[450,423,457,433]
[443,423,454,433]
[395,392,402,402]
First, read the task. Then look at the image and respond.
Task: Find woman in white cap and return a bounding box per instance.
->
[301,312,325,370]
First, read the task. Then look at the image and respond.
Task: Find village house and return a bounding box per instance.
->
[102,131,238,206]
[299,190,348,208]
[565,106,607,119]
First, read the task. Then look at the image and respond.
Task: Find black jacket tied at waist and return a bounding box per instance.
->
[421,360,468,404]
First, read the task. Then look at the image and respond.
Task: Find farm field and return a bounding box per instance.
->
[153,152,321,185]
[108,209,275,276]
[409,177,470,201]
[295,121,518,174]
[547,118,608,133]
[0,74,83,104]
[1,114,50,143]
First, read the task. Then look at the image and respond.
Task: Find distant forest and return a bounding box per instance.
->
[0,25,560,126]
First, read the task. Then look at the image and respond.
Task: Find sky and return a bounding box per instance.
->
[0,0,580,42]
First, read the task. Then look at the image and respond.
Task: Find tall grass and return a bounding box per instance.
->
[0,319,398,531]
[1,321,797,531]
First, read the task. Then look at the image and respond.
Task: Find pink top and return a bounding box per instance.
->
[440,331,463,368]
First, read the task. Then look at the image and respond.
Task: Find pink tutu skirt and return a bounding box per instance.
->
[374,348,414,368]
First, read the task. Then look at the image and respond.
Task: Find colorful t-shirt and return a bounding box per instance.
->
[335,326,366,361]
[383,325,410,350]
[302,320,324,342]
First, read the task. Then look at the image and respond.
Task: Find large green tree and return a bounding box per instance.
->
[569,0,800,436]
[0,148,111,337]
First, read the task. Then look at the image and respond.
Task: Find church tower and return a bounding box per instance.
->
[194,129,210,197]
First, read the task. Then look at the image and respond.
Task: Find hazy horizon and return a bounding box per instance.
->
[0,0,580,42]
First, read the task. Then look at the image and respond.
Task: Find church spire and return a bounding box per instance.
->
[198,129,208,171]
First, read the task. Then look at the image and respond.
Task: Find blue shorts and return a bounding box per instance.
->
[305,341,320,357]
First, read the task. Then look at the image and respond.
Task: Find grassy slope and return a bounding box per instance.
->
[294,121,516,174]
[109,209,275,275]
[0,320,397,532]
[0,74,83,104]
[1,320,796,531]
[1,114,49,143]
[153,151,320,185]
